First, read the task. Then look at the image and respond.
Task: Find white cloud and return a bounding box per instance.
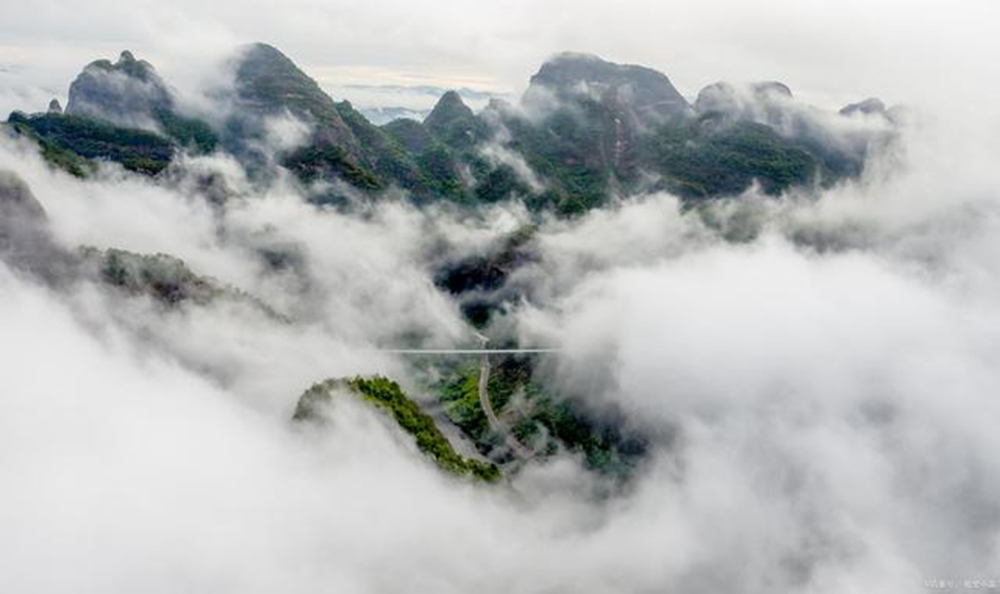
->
[3,3,1000,591]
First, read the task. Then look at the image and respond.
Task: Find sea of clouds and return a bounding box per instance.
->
[3,36,1000,594]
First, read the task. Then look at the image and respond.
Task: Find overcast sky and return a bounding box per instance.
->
[2,0,999,114]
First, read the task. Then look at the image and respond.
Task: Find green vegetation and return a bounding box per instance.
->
[282,144,382,189]
[15,46,875,214]
[8,112,174,175]
[493,100,833,214]
[4,119,96,177]
[500,104,617,215]
[9,49,216,176]
[433,354,647,477]
[472,163,532,203]
[335,101,420,187]
[235,44,349,130]
[332,99,472,202]
[294,376,500,482]
[233,44,363,159]
[335,100,468,201]
[438,362,492,441]
[511,389,645,476]
[382,118,434,153]
[153,107,218,154]
[413,145,466,200]
[640,117,820,198]
[423,90,484,151]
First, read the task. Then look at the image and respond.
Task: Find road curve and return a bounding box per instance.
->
[479,351,533,460]
[386,345,551,461]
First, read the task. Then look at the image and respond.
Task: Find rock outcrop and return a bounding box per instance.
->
[65,50,173,129]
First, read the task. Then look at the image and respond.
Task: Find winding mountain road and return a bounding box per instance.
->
[477,350,534,460]
[384,346,556,460]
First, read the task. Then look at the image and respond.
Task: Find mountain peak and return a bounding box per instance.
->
[229,42,365,168]
[694,81,793,115]
[437,89,465,106]
[528,51,689,122]
[531,52,647,87]
[233,43,325,108]
[424,90,480,149]
[240,43,289,65]
[65,50,172,128]
[426,91,473,127]
[80,49,157,80]
[543,51,605,66]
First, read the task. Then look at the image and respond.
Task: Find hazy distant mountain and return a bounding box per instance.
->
[343,83,501,102]
[359,106,430,125]
[342,84,503,125]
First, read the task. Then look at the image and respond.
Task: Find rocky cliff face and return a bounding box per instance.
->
[65,50,173,130]
[527,52,691,125]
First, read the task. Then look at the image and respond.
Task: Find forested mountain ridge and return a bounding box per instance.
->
[4,44,895,215]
